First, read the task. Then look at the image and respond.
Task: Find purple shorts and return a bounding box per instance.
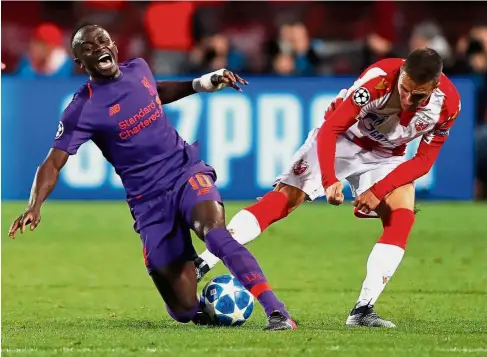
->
[129,163,222,273]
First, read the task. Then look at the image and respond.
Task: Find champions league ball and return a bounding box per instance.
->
[200,274,254,326]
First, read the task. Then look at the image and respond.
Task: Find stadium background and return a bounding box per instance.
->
[2,2,487,357]
[2,0,487,201]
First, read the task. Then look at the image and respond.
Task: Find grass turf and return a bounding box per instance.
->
[2,201,486,357]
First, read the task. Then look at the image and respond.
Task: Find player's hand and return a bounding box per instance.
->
[8,206,42,239]
[325,181,344,206]
[353,189,380,214]
[211,70,248,92]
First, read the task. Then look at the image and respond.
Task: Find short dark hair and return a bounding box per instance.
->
[70,22,98,53]
[403,48,443,84]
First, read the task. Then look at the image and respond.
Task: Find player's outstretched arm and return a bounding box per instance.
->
[316,90,364,205]
[370,140,443,201]
[368,103,460,205]
[8,148,69,238]
[156,69,248,104]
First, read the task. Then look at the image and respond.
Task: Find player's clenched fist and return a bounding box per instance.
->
[8,206,41,239]
[353,189,380,214]
[325,181,344,206]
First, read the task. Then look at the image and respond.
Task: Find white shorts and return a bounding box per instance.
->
[274,128,405,202]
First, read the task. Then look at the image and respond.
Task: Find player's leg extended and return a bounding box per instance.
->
[131,196,211,325]
[136,220,205,324]
[346,184,416,328]
[181,174,296,330]
[197,183,307,278]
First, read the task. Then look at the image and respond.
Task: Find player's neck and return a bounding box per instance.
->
[385,87,402,110]
[90,68,122,83]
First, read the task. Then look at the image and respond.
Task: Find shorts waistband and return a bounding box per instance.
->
[127,187,170,206]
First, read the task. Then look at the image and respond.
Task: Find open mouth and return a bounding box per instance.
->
[97,54,113,70]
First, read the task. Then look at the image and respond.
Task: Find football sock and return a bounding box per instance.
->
[354,209,415,309]
[199,209,261,269]
[199,191,289,269]
[205,227,290,318]
[245,191,289,231]
[166,299,199,323]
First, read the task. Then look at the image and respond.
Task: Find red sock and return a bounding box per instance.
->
[245,191,289,231]
[378,208,415,249]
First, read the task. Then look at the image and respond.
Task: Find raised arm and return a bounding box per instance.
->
[9,149,69,238]
[156,69,248,104]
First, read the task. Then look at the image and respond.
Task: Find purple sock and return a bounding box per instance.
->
[205,228,290,319]
[166,300,199,323]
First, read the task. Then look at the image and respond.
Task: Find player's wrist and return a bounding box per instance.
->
[26,202,42,213]
[192,69,227,93]
[322,177,339,191]
[370,184,386,201]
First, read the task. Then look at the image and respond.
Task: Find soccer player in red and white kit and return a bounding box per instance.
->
[195,48,461,327]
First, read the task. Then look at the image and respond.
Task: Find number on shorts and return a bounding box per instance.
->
[188,174,213,191]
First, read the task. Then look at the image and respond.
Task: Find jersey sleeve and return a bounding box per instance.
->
[370,87,462,200]
[423,97,461,147]
[52,86,92,155]
[317,67,392,189]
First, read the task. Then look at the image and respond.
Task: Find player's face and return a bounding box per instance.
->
[397,70,437,112]
[75,27,119,79]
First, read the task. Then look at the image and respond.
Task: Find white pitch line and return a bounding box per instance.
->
[439,349,487,353]
[1,347,486,354]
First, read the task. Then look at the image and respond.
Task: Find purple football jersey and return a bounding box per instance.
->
[52,58,200,199]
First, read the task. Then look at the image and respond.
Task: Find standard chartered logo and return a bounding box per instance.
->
[59,92,433,193]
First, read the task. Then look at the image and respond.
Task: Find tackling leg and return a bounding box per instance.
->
[196,183,307,279]
[190,199,296,330]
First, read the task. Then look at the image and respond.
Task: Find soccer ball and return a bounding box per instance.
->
[200,274,254,326]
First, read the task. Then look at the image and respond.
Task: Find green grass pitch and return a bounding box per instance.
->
[2,201,486,357]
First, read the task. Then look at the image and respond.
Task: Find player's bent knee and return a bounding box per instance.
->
[383,184,415,211]
[191,200,226,238]
[166,301,199,323]
[201,219,226,236]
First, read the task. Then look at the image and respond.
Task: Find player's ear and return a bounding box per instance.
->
[74,58,82,68]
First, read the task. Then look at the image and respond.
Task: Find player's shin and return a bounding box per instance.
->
[354,209,415,308]
[204,227,291,319]
[199,209,263,269]
[197,191,289,271]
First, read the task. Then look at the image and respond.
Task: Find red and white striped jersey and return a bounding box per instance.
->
[318,58,462,197]
[324,58,461,157]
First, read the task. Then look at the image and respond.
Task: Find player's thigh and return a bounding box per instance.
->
[178,172,225,239]
[376,184,415,218]
[139,220,196,274]
[276,131,359,202]
[273,182,307,213]
[275,129,324,202]
[133,207,198,311]
[150,261,198,312]
[347,155,405,200]
[131,194,197,272]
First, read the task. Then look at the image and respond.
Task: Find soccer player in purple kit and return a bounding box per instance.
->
[8,24,296,331]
